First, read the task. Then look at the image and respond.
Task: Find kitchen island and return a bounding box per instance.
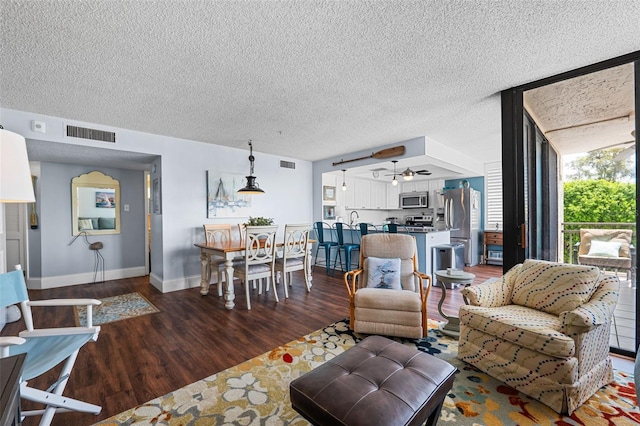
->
[338,225,450,278]
[410,229,451,278]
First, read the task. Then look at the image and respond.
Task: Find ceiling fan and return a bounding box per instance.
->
[385,160,431,182]
[614,129,636,161]
[587,129,636,161]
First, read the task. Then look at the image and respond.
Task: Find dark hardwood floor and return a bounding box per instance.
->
[1,263,604,425]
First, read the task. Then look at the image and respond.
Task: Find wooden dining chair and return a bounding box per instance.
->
[203,224,242,296]
[233,225,279,310]
[275,224,312,297]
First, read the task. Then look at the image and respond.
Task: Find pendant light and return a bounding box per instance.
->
[391,160,398,186]
[238,140,265,195]
[341,169,347,191]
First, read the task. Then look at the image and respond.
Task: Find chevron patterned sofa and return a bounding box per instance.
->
[458,259,620,415]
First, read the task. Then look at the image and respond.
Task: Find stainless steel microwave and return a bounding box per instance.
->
[400,192,429,209]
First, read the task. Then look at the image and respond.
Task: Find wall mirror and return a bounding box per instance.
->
[71,171,121,235]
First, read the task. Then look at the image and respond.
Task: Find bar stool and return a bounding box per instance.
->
[383,223,398,233]
[358,223,378,236]
[332,222,360,274]
[313,222,338,274]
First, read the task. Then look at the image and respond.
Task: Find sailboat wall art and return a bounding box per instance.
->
[206,171,252,218]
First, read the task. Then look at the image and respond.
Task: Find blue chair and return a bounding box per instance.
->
[333,222,361,273]
[358,223,378,236]
[313,222,338,274]
[0,269,102,426]
[383,223,398,233]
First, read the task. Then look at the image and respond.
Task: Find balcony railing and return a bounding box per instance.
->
[561,222,636,264]
[561,222,637,353]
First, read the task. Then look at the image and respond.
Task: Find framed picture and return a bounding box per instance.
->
[206,170,252,218]
[323,185,336,201]
[323,205,336,220]
[95,191,116,208]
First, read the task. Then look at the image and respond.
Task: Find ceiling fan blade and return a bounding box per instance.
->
[614,144,635,161]
[588,139,635,153]
[415,170,432,175]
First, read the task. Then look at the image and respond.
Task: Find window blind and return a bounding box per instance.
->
[485,163,503,230]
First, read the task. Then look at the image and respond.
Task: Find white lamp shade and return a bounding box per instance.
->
[0,129,35,203]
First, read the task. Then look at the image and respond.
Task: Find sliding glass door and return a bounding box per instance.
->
[501,52,639,358]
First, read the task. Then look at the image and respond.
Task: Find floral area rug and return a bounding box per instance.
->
[75,292,159,326]
[95,319,639,425]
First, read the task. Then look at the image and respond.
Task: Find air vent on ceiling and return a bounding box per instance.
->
[280,160,295,169]
[66,125,116,143]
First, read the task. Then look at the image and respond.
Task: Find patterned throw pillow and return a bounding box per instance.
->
[365,257,402,290]
[510,259,600,315]
[78,219,94,230]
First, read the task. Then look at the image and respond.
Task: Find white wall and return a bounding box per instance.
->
[2,108,313,292]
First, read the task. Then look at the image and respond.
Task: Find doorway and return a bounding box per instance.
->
[502,52,639,358]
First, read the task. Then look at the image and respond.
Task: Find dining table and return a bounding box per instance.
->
[194,239,314,310]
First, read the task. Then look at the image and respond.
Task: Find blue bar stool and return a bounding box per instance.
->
[383,223,398,233]
[313,222,338,274]
[359,223,378,236]
[333,222,360,273]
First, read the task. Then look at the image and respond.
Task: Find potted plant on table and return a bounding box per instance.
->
[244,216,274,226]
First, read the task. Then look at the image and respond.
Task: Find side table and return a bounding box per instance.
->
[0,353,26,426]
[434,269,475,337]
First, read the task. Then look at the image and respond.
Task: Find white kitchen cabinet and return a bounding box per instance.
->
[415,181,429,192]
[386,183,400,209]
[428,179,444,210]
[343,177,356,208]
[402,182,417,193]
[353,179,371,209]
[402,181,429,193]
[370,181,386,209]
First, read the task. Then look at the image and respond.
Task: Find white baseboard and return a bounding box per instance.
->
[150,274,202,293]
[26,266,147,290]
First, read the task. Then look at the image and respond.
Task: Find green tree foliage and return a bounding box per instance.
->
[564,180,636,223]
[566,149,634,182]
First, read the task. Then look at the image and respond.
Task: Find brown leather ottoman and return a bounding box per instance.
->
[290,335,457,426]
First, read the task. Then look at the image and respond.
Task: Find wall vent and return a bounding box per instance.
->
[66,125,116,143]
[280,160,296,169]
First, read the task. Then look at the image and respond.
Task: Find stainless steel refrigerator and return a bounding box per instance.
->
[443,188,481,266]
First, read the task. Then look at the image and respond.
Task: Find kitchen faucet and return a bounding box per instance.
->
[349,210,359,226]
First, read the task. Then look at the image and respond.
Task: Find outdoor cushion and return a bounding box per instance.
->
[587,240,621,257]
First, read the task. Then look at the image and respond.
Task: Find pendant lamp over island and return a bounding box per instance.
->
[238,140,265,195]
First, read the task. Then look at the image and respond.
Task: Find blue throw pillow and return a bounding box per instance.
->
[98,217,116,229]
[365,257,402,290]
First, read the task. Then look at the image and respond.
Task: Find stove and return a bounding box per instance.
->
[404,215,433,228]
[404,225,435,232]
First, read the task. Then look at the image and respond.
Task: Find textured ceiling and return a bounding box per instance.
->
[1,0,639,167]
[524,63,635,155]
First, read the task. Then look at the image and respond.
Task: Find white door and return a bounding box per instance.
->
[4,203,27,271]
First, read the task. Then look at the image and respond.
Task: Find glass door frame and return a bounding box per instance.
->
[501,51,640,358]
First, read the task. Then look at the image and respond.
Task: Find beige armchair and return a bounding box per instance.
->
[343,233,432,339]
[574,228,635,282]
[458,259,620,415]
